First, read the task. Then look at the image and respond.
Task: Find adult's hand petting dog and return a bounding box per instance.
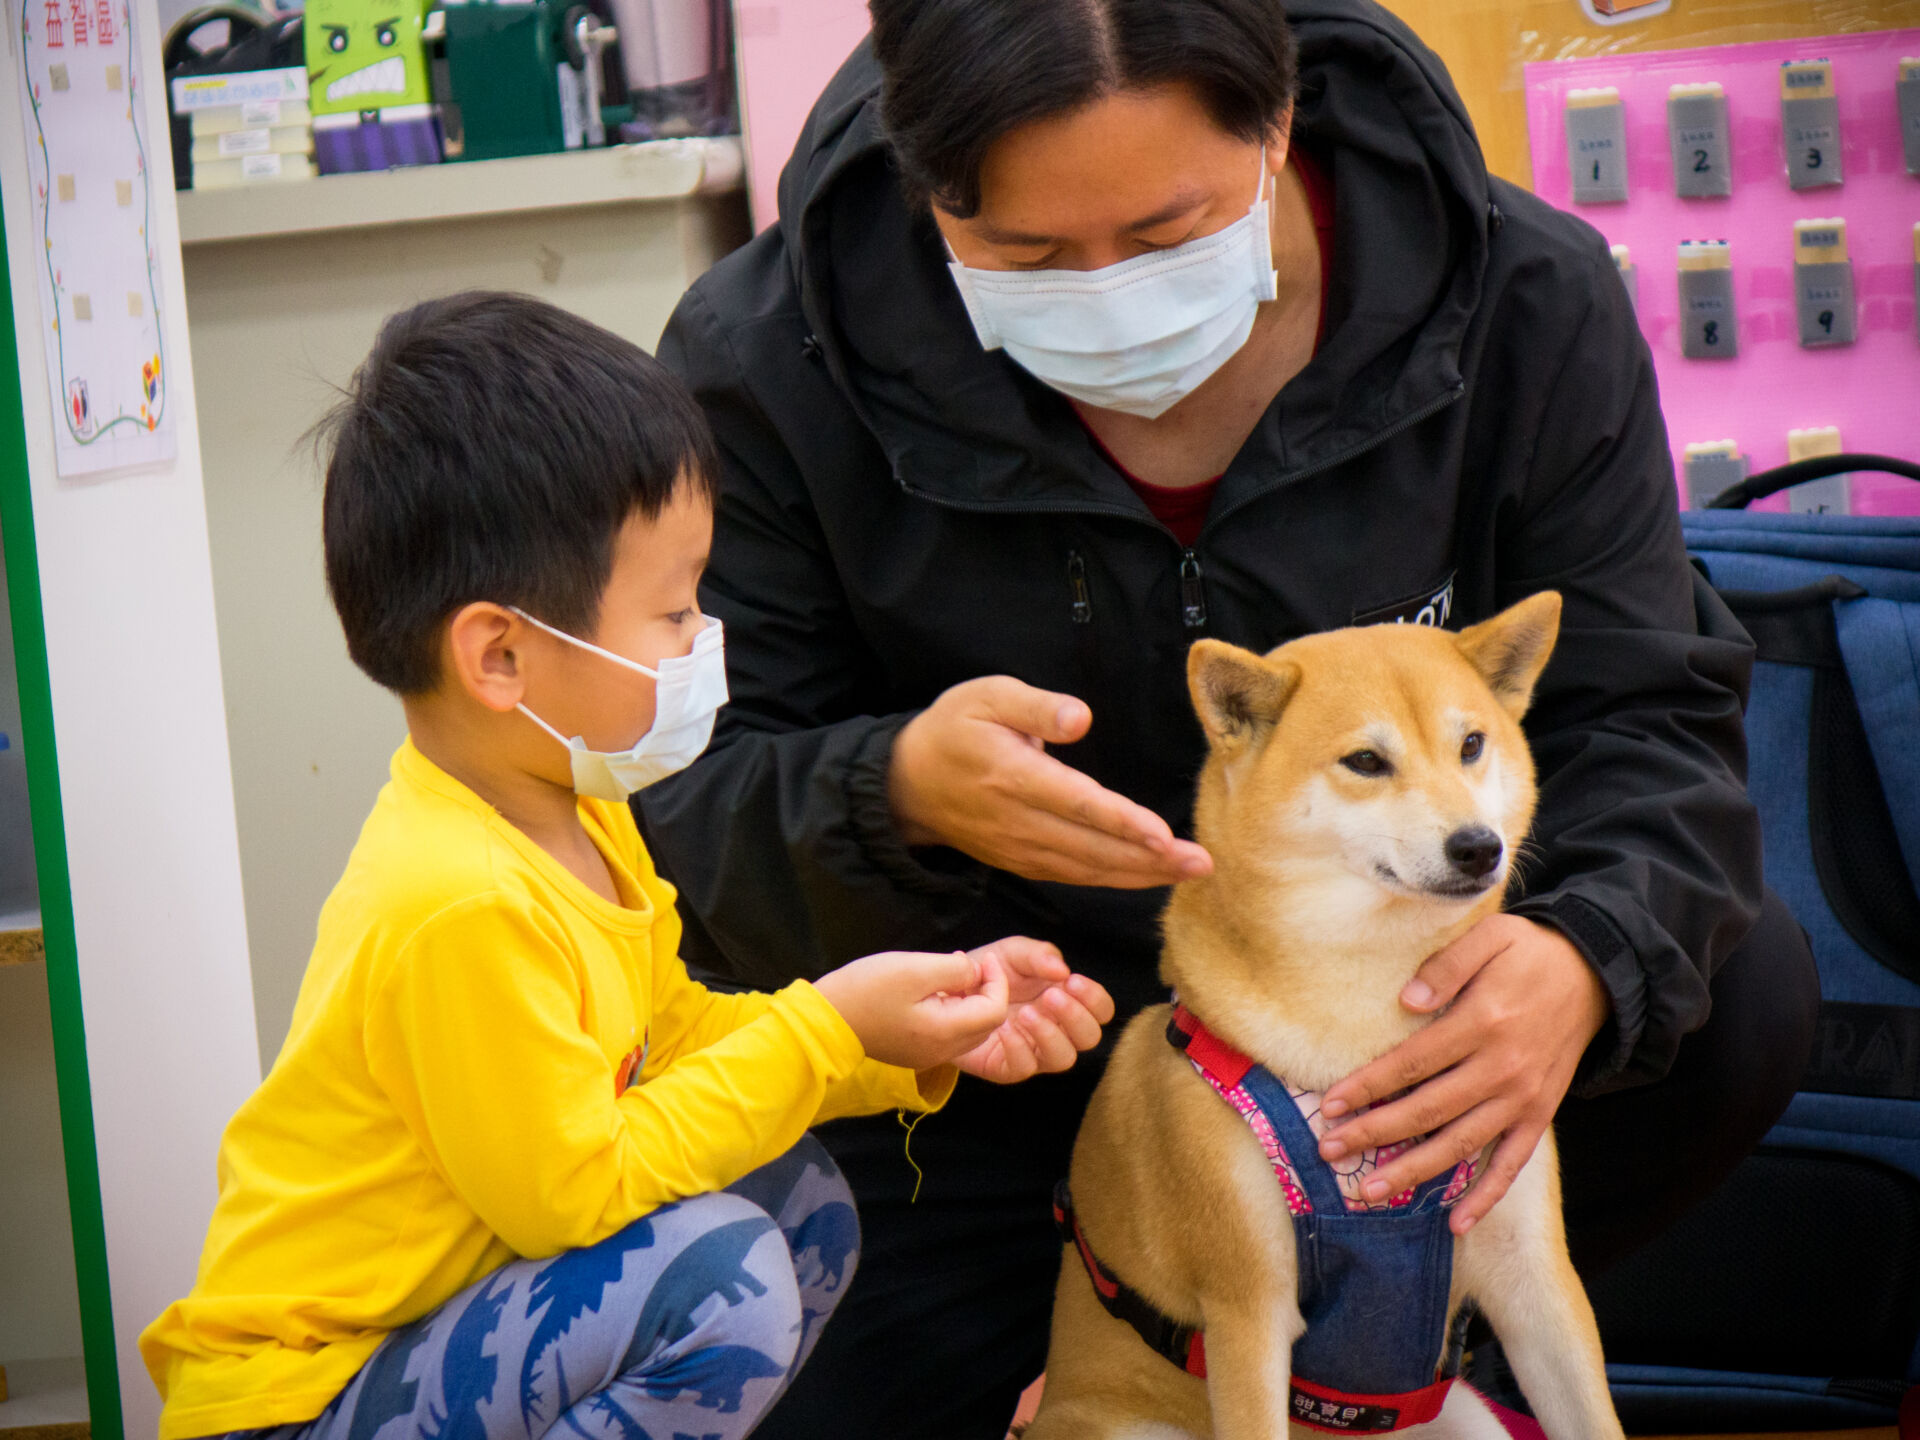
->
[889,675,1214,888]
[1315,914,1612,1235]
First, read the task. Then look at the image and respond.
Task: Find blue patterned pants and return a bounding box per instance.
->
[216,1135,858,1440]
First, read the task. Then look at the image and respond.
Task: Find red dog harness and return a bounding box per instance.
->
[1055,1005,1477,1435]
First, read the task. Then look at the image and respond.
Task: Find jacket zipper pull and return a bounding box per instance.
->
[1068,550,1093,624]
[1180,550,1207,631]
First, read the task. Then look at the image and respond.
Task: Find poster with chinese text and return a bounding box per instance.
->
[15,0,175,477]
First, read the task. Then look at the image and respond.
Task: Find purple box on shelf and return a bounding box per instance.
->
[312,104,443,174]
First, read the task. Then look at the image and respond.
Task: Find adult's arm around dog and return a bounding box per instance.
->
[1495,238,1763,1095]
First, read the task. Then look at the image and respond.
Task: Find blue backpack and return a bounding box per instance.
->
[1591,455,1920,1435]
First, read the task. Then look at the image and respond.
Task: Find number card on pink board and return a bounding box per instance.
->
[1526,29,1920,516]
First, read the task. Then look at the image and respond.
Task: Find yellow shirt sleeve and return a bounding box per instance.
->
[365,894,948,1259]
[620,803,958,1118]
[643,916,955,1118]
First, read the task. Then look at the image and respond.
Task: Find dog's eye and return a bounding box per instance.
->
[1461,732,1485,763]
[1341,750,1391,777]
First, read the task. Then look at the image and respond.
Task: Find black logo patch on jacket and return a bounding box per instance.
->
[1353,573,1456,629]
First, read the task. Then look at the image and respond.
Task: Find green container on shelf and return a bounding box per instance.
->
[441,0,598,161]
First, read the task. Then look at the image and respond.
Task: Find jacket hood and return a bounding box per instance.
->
[772,0,1493,515]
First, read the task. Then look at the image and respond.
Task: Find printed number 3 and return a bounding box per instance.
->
[1807,147,1823,169]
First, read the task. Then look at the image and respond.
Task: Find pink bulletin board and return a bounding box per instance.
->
[1527,30,1920,515]
[732,0,871,232]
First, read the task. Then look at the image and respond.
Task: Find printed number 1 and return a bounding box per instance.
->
[1592,160,1602,181]
[1693,148,1711,173]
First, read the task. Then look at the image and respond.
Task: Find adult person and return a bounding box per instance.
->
[638,1,1820,1435]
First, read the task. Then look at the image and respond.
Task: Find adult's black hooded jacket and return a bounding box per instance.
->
[639,0,1764,1099]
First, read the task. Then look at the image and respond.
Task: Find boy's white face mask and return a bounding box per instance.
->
[511,608,728,801]
[944,149,1279,420]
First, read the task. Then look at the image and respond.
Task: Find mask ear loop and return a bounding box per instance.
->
[1251,145,1280,301]
[510,605,663,679]
[516,701,578,749]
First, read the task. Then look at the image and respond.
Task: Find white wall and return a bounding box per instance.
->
[0,0,262,1431]
[185,191,747,1067]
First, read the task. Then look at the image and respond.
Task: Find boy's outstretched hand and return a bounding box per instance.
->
[954,937,1114,1084]
[812,937,1111,1081]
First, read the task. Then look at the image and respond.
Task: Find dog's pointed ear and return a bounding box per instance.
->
[1453,591,1562,720]
[1189,640,1299,752]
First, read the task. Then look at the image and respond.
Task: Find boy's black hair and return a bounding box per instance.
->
[318,291,718,695]
[868,0,1298,219]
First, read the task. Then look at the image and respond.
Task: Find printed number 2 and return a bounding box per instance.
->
[1807,147,1823,169]
[1818,309,1835,334]
[1693,148,1711,173]
[1703,320,1720,346]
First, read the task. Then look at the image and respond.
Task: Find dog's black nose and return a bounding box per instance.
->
[1444,826,1504,879]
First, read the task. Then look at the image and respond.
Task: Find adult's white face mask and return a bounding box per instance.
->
[945,149,1279,420]
[511,608,727,801]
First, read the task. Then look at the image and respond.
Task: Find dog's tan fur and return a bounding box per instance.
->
[1027,594,1626,1440]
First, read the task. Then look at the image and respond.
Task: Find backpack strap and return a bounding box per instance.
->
[1834,596,1920,894]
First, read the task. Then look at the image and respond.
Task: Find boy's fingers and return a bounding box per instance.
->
[1016,1006,1080,1073]
[926,988,1007,1040]
[1039,986,1105,1052]
[993,1021,1039,1082]
[974,936,1066,982]
[916,949,985,997]
[1066,973,1117,1024]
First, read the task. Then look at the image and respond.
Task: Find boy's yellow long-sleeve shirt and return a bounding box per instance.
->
[140,740,950,1440]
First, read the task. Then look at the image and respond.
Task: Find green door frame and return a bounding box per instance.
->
[0,185,126,1440]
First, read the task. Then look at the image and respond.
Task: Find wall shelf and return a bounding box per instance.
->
[177,137,744,247]
[0,910,41,967]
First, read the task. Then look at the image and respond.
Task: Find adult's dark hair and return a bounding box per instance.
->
[869,0,1298,218]
[318,291,718,695]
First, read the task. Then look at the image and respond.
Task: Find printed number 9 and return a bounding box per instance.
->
[1818,310,1834,335]
[1704,320,1720,346]
[1807,147,1823,169]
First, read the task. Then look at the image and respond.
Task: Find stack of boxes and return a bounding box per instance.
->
[170,67,315,189]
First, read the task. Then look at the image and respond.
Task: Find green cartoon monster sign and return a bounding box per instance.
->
[305,0,432,116]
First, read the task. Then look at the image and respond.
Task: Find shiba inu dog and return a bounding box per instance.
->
[1026,593,1625,1440]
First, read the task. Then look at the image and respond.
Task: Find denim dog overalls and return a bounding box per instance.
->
[1055,1005,1477,1435]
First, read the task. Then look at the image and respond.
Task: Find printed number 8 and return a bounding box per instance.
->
[1704,320,1720,346]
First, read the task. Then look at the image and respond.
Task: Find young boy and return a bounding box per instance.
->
[140,293,1113,1440]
